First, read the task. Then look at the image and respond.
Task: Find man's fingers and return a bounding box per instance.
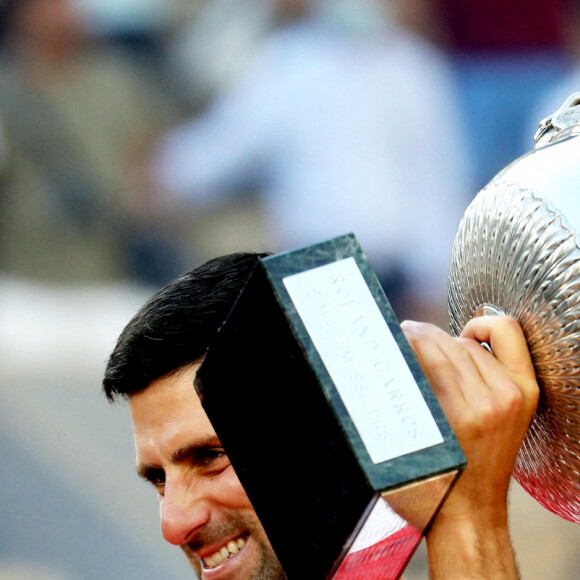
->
[460,316,534,377]
[401,320,470,408]
[401,317,540,439]
[459,316,540,415]
[402,320,489,398]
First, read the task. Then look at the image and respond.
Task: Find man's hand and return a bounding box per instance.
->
[401,316,539,579]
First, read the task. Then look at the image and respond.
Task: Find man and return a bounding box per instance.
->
[103,252,539,579]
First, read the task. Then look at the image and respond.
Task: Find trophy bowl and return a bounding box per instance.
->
[448,93,580,524]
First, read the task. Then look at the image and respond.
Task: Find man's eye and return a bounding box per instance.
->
[144,469,165,488]
[198,449,229,470]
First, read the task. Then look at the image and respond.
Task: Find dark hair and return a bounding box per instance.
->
[103,252,268,402]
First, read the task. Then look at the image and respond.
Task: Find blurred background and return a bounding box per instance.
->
[1,0,579,578]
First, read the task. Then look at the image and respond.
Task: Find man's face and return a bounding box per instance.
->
[129,364,286,580]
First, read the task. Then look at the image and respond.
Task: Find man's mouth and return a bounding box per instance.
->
[202,533,248,570]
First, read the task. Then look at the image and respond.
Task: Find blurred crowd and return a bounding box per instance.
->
[0,0,578,320]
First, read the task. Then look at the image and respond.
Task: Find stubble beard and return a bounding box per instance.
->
[180,515,287,580]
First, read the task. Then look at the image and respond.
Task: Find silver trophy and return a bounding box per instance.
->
[448,93,580,524]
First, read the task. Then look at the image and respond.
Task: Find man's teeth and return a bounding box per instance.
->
[203,536,247,569]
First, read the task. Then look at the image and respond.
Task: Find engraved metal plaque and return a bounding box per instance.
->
[283,257,444,464]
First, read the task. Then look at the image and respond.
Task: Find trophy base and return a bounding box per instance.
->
[197,234,466,579]
[334,469,459,579]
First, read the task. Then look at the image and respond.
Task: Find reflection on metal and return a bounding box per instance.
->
[474,304,505,318]
[448,93,580,524]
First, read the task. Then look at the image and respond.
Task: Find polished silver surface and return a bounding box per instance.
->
[448,94,580,524]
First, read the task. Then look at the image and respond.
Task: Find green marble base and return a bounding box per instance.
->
[196,234,466,579]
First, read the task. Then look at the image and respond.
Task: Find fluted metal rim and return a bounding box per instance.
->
[448,179,580,524]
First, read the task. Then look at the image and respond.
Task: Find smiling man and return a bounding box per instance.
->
[103,252,539,579]
[130,365,284,579]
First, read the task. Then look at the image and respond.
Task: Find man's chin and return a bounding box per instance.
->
[181,532,286,580]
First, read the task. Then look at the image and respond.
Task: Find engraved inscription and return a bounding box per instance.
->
[284,258,443,464]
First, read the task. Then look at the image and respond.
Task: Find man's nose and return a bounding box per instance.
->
[160,479,211,545]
